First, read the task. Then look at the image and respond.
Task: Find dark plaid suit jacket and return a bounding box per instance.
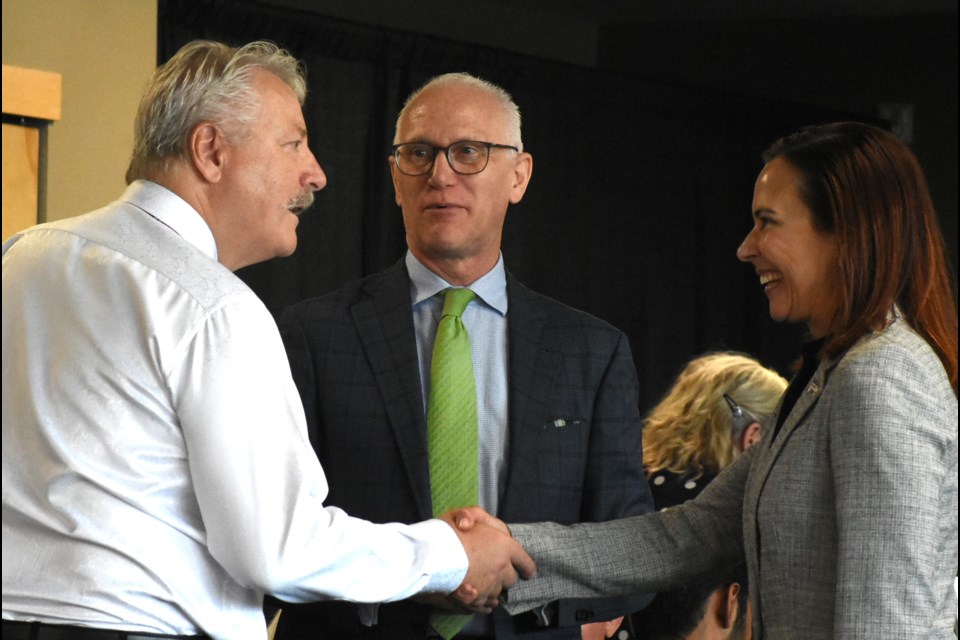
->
[274,258,654,639]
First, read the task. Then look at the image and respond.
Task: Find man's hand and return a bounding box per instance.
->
[447,506,510,535]
[438,508,536,612]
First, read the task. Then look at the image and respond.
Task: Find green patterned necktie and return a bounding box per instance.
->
[427,287,478,639]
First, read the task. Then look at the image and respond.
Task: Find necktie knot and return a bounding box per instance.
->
[441,288,475,318]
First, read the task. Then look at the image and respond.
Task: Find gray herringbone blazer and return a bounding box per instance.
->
[507,315,958,639]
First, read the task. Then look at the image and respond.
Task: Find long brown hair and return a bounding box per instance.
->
[764,122,957,392]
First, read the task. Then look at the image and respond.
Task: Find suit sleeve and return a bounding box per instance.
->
[552,331,657,625]
[581,332,655,520]
[828,340,958,637]
[504,447,751,614]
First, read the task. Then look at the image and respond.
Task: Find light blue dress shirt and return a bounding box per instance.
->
[406,250,509,516]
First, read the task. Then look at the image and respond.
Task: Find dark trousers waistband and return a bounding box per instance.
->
[1,620,206,640]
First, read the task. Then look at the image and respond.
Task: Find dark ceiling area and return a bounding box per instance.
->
[485,0,956,22]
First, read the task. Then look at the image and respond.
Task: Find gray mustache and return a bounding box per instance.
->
[288,190,315,215]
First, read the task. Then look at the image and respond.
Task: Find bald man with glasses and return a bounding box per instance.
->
[274,73,654,640]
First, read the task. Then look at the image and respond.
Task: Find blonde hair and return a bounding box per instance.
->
[126,40,307,183]
[643,352,787,477]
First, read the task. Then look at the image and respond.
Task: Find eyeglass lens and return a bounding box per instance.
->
[395,141,491,175]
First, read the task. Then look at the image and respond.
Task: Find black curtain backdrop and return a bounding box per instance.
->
[158,0,850,410]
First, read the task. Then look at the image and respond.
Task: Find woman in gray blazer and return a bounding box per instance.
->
[473,123,958,638]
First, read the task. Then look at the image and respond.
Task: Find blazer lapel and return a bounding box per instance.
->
[350,260,434,520]
[499,274,562,516]
[747,355,838,497]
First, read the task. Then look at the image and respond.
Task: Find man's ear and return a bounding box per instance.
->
[190,122,227,183]
[388,156,403,206]
[508,152,533,204]
[711,583,740,630]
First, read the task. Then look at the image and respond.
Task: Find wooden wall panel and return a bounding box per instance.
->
[2,122,40,241]
[2,64,61,241]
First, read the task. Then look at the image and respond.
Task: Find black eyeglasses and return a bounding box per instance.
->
[391,140,519,176]
[723,394,761,440]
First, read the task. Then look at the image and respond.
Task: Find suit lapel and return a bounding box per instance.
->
[747,355,838,497]
[500,274,562,517]
[744,350,845,576]
[350,260,434,520]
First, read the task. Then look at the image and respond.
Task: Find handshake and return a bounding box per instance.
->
[425,507,536,614]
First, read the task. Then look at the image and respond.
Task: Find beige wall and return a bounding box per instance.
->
[2,0,157,222]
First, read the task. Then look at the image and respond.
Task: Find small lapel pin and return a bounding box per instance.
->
[548,418,585,428]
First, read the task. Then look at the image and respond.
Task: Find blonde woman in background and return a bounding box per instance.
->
[643,352,787,509]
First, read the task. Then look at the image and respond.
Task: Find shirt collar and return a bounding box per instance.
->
[405,250,508,316]
[121,180,219,261]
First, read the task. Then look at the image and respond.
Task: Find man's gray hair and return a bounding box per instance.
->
[125,40,306,183]
[394,72,523,151]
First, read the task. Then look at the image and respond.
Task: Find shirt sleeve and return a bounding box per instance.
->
[169,293,467,603]
[828,340,958,637]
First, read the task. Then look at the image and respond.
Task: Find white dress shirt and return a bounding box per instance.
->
[1,181,467,640]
